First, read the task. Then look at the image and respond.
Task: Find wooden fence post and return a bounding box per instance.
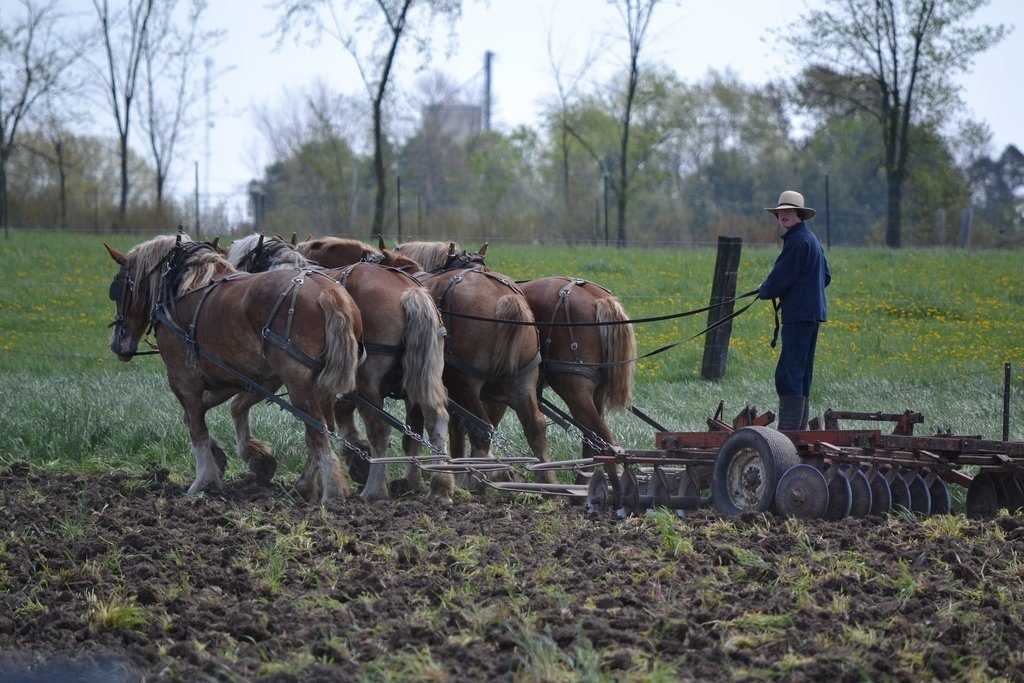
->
[701,236,743,381]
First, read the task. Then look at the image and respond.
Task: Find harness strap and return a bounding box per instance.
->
[444,348,543,383]
[446,398,496,443]
[538,281,604,383]
[152,305,329,433]
[261,271,325,372]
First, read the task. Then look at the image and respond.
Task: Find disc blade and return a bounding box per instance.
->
[774,464,829,519]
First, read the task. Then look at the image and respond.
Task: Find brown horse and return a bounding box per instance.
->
[105,234,363,502]
[394,242,637,461]
[301,236,554,484]
[516,278,636,458]
[227,234,453,503]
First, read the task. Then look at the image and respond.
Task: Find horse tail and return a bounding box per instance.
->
[316,287,361,399]
[596,297,636,410]
[400,287,448,409]
[492,294,536,376]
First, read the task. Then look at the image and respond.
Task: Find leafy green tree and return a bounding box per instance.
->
[665,70,793,242]
[968,145,1024,239]
[793,0,1007,247]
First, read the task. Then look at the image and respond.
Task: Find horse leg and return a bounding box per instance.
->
[447,379,492,490]
[357,382,394,502]
[174,391,224,495]
[229,392,277,484]
[548,374,614,459]
[289,387,348,503]
[198,388,237,476]
[506,381,555,484]
[406,401,453,503]
[334,397,371,484]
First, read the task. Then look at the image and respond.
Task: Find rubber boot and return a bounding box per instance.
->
[777,395,803,431]
[799,397,810,430]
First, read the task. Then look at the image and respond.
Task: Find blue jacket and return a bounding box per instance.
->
[758,222,831,323]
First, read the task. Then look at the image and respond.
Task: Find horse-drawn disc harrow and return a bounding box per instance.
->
[484,403,1024,520]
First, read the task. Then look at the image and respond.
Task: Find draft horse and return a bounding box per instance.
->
[226,234,453,502]
[105,234,363,502]
[300,236,554,484]
[395,241,637,462]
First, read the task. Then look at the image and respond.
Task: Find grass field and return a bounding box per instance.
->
[3,230,1024,680]
[0,230,1021,484]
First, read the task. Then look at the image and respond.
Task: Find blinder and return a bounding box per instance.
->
[108,278,124,302]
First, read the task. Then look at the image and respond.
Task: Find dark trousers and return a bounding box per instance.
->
[775,322,820,398]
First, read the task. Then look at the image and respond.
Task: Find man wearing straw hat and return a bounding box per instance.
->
[759,190,831,431]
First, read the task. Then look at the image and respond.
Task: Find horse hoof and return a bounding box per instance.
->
[250,456,277,484]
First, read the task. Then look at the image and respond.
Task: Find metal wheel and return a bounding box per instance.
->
[618,468,641,517]
[905,471,932,515]
[926,474,951,515]
[677,466,702,498]
[842,465,873,517]
[822,465,853,520]
[774,464,829,519]
[1000,474,1024,515]
[965,472,1005,519]
[585,469,611,515]
[711,426,800,516]
[645,467,674,510]
[884,468,912,512]
[864,468,892,514]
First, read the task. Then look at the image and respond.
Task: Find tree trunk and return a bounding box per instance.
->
[372,99,386,238]
[885,169,903,248]
[118,134,129,229]
[1,160,8,237]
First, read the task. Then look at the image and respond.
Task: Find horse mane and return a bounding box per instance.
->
[227,233,311,271]
[394,241,459,272]
[379,248,424,271]
[299,236,378,256]
[128,234,237,311]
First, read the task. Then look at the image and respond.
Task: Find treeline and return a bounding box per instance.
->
[2,0,1021,247]
[248,69,1022,247]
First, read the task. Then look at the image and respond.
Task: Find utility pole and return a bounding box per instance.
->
[483,50,493,131]
[204,57,213,215]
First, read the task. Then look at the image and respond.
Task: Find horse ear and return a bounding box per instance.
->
[291,232,297,246]
[479,243,488,256]
[256,234,265,249]
[448,242,456,255]
[377,234,386,251]
[211,236,220,249]
[104,243,126,265]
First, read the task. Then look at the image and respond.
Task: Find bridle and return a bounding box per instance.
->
[106,258,161,358]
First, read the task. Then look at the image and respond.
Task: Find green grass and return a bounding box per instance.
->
[1,230,1021,480]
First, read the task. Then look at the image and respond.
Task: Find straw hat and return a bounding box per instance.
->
[765,190,815,220]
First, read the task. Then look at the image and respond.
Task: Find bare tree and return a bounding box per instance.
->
[272,0,461,237]
[795,0,1007,247]
[544,20,601,214]
[609,0,658,247]
[139,0,223,211]
[0,0,81,237]
[91,0,155,228]
[21,98,89,229]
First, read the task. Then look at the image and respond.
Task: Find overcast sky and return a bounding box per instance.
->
[169,0,1022,218]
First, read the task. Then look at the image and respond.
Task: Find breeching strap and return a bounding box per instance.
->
[152,303,330,434]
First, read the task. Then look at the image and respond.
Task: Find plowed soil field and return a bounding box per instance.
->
[1,462,1023,681]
